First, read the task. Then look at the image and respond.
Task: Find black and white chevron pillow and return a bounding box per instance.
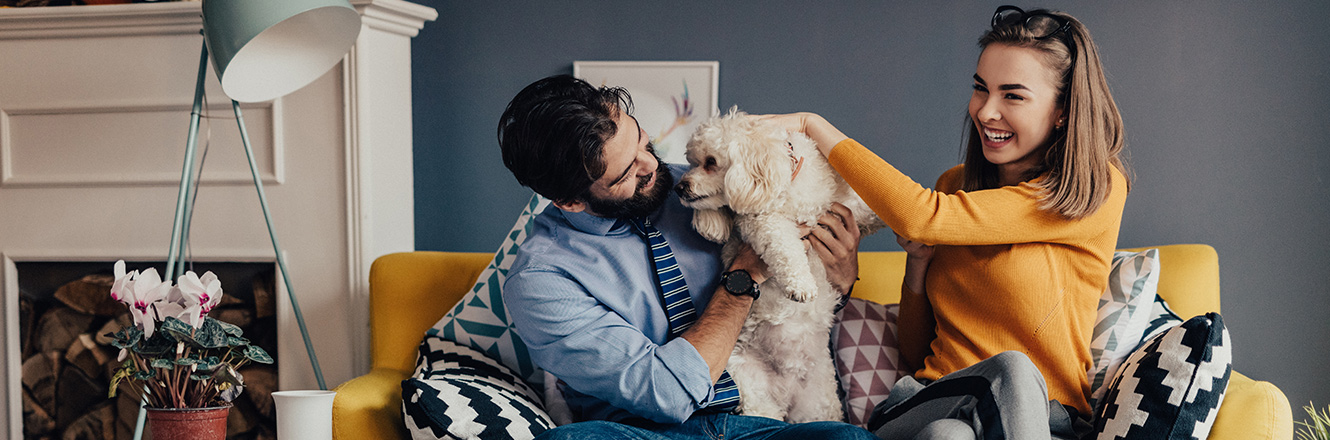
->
[402,337,554,440]
[1093,313,1232,440]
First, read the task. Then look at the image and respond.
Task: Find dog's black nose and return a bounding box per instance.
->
[674,181,691,197]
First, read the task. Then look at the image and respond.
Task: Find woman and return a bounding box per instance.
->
[764,6,1128,440]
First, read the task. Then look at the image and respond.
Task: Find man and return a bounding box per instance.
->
[497,75,873,440]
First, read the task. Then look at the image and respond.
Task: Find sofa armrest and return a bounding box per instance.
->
[332,368,413,440]
[1207,371,1293,440]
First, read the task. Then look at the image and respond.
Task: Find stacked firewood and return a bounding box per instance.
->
[19,270,279,440]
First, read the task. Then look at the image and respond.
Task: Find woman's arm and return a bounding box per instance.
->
[895,233,935,372]
[756,113,1126,247]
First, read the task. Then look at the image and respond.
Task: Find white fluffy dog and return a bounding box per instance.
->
[676,109,883,422]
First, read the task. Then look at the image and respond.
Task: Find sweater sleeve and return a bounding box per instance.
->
[896,281,934,373]
[827,139,1125,246]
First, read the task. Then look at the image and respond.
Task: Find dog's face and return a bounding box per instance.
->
[675,110,797,242]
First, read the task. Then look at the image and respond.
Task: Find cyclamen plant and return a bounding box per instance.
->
[106,260,273,409]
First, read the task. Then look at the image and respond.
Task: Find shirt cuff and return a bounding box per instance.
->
[657,337,717,407]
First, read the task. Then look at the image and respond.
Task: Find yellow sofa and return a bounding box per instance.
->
[331,244,1293,440]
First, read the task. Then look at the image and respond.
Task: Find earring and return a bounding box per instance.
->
[1055,118,1066,130]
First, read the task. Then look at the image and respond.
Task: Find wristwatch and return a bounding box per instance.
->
[720,269,760,300]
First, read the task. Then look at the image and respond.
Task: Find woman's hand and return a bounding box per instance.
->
[896,233,934,297]
[751,112,850,157]
[799,203,861,296]
[895,233,934,263]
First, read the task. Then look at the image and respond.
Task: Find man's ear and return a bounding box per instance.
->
[552,199,587,213]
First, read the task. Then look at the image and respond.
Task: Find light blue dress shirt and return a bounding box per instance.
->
[504,165,726,424]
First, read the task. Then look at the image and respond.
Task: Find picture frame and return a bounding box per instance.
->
[573,61,719,165]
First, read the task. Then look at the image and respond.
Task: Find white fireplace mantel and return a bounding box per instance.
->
[0,1,435,436]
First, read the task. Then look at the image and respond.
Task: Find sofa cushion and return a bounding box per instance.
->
[1093,313,1232,440]
[403,337,554,440]
[833,298,906,428]
[1088,249,1162,407]
[427,194,551,390]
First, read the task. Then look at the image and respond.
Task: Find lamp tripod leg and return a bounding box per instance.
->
[232,100,327,390]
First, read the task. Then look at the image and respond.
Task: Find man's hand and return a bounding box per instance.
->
[800,202,861,296]
[729,241,769,285]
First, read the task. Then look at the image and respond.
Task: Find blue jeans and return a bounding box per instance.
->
[535,413,875,440]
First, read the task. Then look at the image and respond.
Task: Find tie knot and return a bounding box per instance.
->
[629,217,654,236]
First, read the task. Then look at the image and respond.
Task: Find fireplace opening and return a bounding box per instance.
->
[16,261,279,440]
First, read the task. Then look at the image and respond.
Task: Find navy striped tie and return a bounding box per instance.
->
[631,217,740,412]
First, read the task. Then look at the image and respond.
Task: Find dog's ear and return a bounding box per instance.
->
[724,123,792,214]
[691,208,732,243]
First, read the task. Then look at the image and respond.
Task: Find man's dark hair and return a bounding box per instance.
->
[497,75,633,205]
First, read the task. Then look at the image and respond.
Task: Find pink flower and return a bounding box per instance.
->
[111,260,133,302]
[176,270,223,329]
[111,261,174,338]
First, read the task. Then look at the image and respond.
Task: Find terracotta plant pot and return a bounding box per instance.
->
[146,405,230,440]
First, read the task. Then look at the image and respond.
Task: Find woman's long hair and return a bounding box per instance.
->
[962,9,1131,219]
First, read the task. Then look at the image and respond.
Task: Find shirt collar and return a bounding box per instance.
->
[558,164,684,237]
[562,209,631,236]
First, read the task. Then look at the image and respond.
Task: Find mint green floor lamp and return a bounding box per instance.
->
[138,1,361,438]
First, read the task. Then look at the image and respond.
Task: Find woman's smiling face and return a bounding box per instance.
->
[968,43,1065,184]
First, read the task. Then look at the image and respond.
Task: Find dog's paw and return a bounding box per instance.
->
[784,278,818,302]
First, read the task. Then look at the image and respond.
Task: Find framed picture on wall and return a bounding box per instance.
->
[573,61,719,165]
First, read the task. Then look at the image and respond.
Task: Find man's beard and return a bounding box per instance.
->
[584,146,674,219]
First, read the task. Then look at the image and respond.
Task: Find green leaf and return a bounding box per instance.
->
[226,335,250,347]
[194,319,228,349]
[189,374,211,381]
[108,368,131,398]
[174,357,197,366]
[136,333,176,356]
[245,345,274,364]
[107,325,142,349]
[195,356,221,371]
[133,370,155,380]
[159,317,197,345]
[150,358,176,370]
[213,318,244,337]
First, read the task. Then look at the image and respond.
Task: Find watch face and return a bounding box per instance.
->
[724,270,753,294]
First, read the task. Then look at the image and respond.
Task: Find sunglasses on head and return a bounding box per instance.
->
[991,5,1071,41]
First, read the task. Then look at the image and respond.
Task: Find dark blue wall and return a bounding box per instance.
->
[410,1,1330,413]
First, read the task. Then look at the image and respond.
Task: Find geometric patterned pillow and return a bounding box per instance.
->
[427,193,551,390]
[402,337,554,440]
[1088,249,1162,407]
[1093,313,1233,440]
[832,299,905,428]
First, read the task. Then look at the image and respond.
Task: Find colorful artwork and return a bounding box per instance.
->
[574,61,719,165]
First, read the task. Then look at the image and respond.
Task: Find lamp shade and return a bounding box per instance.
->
[202,0,362,103]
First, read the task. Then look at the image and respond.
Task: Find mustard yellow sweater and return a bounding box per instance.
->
[828,139,1127,415]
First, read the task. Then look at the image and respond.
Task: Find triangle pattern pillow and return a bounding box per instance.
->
[427,194,551,390]
[832,298,905,428]
[1088,249,1161,407]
